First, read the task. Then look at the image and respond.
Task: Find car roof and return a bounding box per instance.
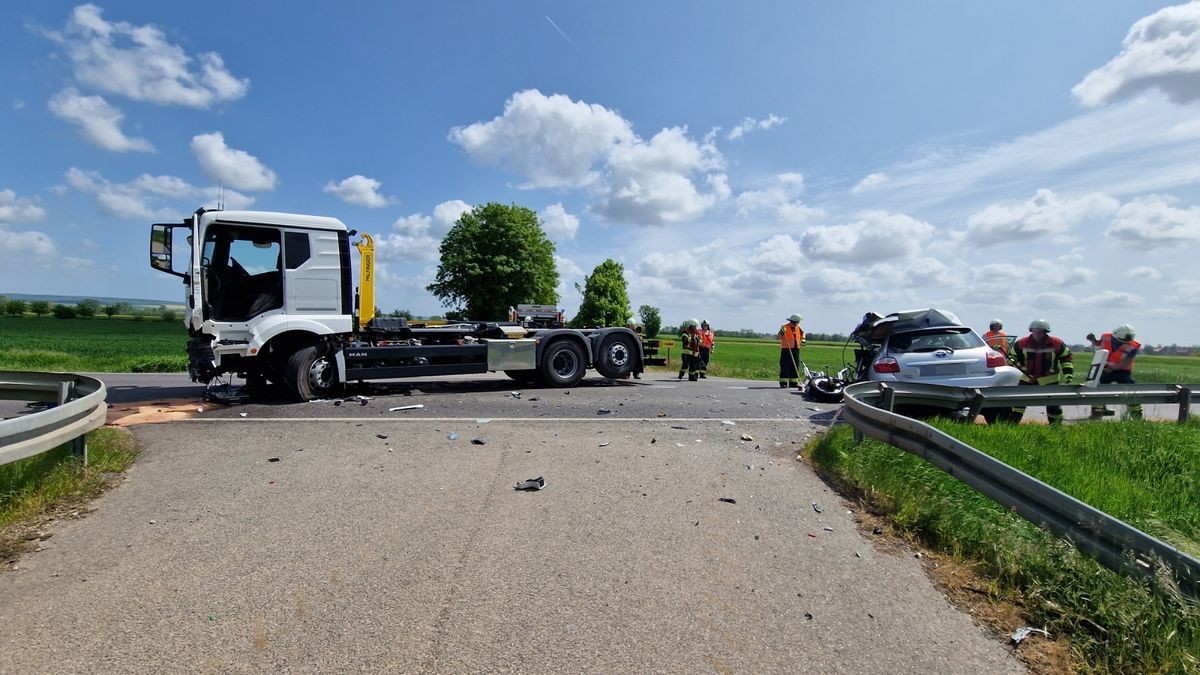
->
[852,308,966,343]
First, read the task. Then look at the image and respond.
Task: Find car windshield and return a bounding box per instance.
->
[888,327,983,352]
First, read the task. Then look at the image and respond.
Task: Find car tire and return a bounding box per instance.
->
[805,377,845,403]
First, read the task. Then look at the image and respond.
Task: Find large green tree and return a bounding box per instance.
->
[638,305,662,339]
[427,203,558,320]
[569,259,630,329]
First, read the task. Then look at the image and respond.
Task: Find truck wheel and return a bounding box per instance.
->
[285,344,340,401]
[595,333,637,379]
[541,340,585,387]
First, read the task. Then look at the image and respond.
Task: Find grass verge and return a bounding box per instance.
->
[807,422,1200,673]
[0,427,139,563]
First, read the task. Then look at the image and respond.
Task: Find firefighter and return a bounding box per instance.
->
[677,319,701,381]
[1009,319,1074,424]
[1086,324,1142,419]
[983,319,1009,357]
[698,320,715,379]
[777,313,806,389]
[626,318,643,379]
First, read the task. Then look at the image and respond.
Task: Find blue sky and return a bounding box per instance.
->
[3,1,1200,344]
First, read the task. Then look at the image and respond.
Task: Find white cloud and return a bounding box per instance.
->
[190,132,277,191]
[749,234,804,269]
[48,88,153,152]
[593,126,727,224]
[323,175,390,208]
[450,89,727,224]
[448,88,633,189]
[727,114,787,140]
[12,99,25,110]
[1107,194,1200,247]
[1073,2,1200,107]
[539,203,579,240]
[65,167,253,219]
[735,173,824,224]
[965,189,1119,245]
[800,211,935,263]
[851,172,889,194]
[375,200,472,263]
[1127,265,1163,280]
[1168,279,1200,306]
[0,189,47,224]
[1085,290,1144,307]
[46,4,249,108]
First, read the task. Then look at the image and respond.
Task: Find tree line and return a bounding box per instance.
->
[0,296,179,322]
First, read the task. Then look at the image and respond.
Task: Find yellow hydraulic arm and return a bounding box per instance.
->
[354,233,375,330]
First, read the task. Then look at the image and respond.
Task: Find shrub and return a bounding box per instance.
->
[160,308,178,323]
[29,300,50,316]
[4,299,26,316]
[51,304,77,319]
[76,298,100,318]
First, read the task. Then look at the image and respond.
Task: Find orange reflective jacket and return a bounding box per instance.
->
[983,330,1008,355]
[700,329,714,349]
[779,323,805,349]
[1099,333,1140,371]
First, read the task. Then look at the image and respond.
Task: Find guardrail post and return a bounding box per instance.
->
[967,388,984,420]
[880,384,895,412]
[56,380,87,465]
[1178,386,1191,425]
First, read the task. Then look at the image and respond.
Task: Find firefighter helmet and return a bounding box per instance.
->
[788,313,802,322]
[1029,319,1051,332]
[989,319,1003,329]
[1113,324,1136,340]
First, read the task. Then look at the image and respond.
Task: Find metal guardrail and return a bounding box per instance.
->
[0,371,108,467]
[841,380,1200,596]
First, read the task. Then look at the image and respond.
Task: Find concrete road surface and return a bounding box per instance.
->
[0,374,1025,673]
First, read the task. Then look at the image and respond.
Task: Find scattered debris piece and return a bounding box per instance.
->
[376,434,388,440]
[740,433,754,441]
[598,441,610,447]
[513,476,545,491]
[656,412,667,417]
[823,526,834,532]
[717,498,737,505]
[149,520,157,525]
[471,438,486,445]
[754,535,760,540]
[671,425,687,430]
[675,443,685,447]
[528,397,540,401]
[807,533,816,538]
[597,409,612,415]
[239,412,248,417]
[746,464,754,470]
[812,502,823,513]
[805,612,814,621]
[1010,627,1050,646]
[447,432,458,441]
[268,457,280,463]
[477,418,492,424]
[721,420,736,426]
[510,391,523,399]
[806,407,821,411]
[196,407,203,413]
[873,526,883,535]
[650,438,656,444]
[389,404,424,411]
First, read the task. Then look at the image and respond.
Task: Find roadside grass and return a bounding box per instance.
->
[808,421,1200,673]
[0,428,138,544]
[0,316,188,372]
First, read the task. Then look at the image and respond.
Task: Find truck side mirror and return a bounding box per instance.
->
[150,223,187,278]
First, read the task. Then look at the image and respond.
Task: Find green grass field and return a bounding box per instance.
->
[0,315,188,372]
[810,420,1200,673]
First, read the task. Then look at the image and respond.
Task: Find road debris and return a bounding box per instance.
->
[721,420,736,426]
[1010,627,1050,646]
[671,425,688,430]
[509,391,523,399]
[597,409,612,415]
[389,404,424,411]
[447,432,458,441]
[823,526,834,532]
[812,502,823,513]
[598,441,610,447]
[513,476,545,491]
[376,434,388,440]
[717,498,737,505]
[239,412,248,417]
[477,418,492,424]
[740,433,754,441]
[268,457,280,463]
[471,437,486,445]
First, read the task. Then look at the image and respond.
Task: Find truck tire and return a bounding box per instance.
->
[285,343,340,401]
[540,340,585,387]
[594,333,637,379]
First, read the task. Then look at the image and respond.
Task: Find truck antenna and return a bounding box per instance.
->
[217,181,224,211]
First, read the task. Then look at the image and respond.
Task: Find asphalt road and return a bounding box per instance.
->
[0,373,1025,673]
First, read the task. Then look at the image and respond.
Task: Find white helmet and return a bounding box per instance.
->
[1029,318,1050,332]
[626,318,637,328]
[788,313,802,322]
[989,319,1003,329]
[1113,323,1136,340]
[690,318,700,329]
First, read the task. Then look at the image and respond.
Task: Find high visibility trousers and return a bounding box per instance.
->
[698,347,711,377]
[679,353,700,380]
[1012,380,1064,424]
[779,347,800,387]
[1091,370,1143,419]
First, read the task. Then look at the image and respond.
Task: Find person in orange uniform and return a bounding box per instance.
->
[1009,319,1074,424]
[777,313,806,388]
[983,319,1009,359]
[1086,324,1142,419]
[698,320,715,379]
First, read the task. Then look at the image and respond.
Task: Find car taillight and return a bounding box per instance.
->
[873,357,900,373]
[986,351,1006,368]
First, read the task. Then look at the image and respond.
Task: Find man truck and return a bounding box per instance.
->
[149,208,643,401]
